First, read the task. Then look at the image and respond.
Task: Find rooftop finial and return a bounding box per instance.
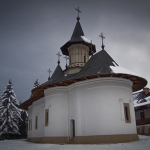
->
[99,33,105,50]
[64,56,69,68]
[75,6,82,20]
[90,40,94,56]
[47,68,52,81]
[56,51,62,64]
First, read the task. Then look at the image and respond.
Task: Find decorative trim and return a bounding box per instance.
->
[119,99,124,121]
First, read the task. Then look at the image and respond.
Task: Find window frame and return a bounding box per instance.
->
[35,116,38,129]
[45,109,49,126]
[124,103,131,123]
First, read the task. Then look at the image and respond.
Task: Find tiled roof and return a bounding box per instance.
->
[70,18,84,41]
[20,49,147,110]
[74,50,118,78]
[51,64,64,80]
[40,49,147,89]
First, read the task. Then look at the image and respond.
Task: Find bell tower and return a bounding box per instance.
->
[60,7,96,74]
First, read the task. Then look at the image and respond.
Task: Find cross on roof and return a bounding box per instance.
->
[56,51,62,64]
[90,40,94,55]
[64,56,69,68]
[63,56,69,61]
[99,33,105,50]
[75,6,82,18]
[47,68,52,80]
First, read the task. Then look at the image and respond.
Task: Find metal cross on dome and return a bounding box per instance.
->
[99,33,105,50]
[56,51,62,64]
[47,68,52,81]
[64,56,69,68]
[75,6,82,18]
[90,40,94,55]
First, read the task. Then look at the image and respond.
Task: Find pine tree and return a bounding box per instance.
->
[33,79,40,88]
[0,95,2,127]
[19,110,28,138]
[0,80,22,137]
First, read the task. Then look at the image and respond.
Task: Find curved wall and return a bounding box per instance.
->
[68,78,136,136]
[27,77,138,143]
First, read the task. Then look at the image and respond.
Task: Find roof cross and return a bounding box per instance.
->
[75,6,82,18]
[56,51,62,64]
[64,56,69,68]
[90,40,94,56]
[47,68,52,80]
[99,33,105,50]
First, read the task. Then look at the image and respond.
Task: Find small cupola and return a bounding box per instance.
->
[60,7,96,74]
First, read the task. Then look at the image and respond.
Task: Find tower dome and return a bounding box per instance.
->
[61,14,96,74]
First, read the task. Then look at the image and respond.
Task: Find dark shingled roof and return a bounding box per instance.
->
[60,18,96,56]
[40,50,117,86]
[51,64,64,80]
[20,49,147,110]
[40,49,146,88]
[71,17,84,41]
[73,50,119,78]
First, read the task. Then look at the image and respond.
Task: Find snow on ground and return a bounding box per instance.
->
[0,135,150,150]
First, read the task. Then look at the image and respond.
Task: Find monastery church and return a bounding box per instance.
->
[20,9,147,144]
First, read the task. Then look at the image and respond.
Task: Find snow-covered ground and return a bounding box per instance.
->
[0,135,150,150]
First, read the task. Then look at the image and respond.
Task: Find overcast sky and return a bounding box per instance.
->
[0,0,150,103]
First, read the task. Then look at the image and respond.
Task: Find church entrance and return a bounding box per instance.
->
[70,119,75,138]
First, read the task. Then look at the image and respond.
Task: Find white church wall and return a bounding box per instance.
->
[68,84,84,137]
[28,105,33,138]
[68,77,137,137]
[30,98,44,137]
[44,87,69,137]
[28,77,137,139]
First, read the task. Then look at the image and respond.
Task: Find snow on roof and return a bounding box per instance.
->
[81,36,94,44]
[134,96,150,107]
[110,64,141,77]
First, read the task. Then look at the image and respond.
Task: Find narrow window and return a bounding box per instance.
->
[70,119,75,138]
[125,106,129,121]
[31,119,32,130]
[72,120,75,137]
[124,103,131,123]
[35,116,38,129]
[70,56,71,65]
[84,56,86,63]
[45,109,49,126]
[28,120,30,131]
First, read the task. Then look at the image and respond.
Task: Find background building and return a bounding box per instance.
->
[133,88,150,135]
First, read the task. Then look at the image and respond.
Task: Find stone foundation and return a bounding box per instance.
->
[27,134,139,144]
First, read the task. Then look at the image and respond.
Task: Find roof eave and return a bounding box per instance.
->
[60,41,96,56]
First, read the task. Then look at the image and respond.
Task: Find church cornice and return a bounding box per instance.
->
[19,73,147,110]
